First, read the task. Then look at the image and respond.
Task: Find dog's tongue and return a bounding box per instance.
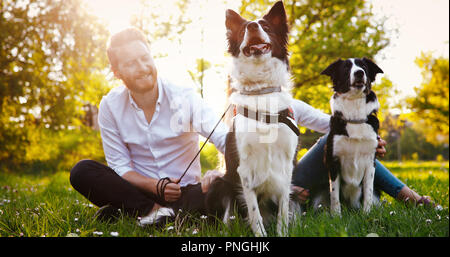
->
[249,44,270,55]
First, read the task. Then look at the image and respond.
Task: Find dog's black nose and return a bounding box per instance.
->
[247,22,259,31]
[354,70,365,79]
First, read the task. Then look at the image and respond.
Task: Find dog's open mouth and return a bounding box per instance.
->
[353,81,365,88]
[243,43,272,57]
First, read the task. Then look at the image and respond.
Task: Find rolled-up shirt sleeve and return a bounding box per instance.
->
[98,98,133,176]
[291,99,330,134]
[189,90,228,154]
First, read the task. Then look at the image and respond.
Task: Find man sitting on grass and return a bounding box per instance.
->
[70,27,227,225]
[70,27,433,226]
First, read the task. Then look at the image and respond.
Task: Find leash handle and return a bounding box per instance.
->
[156,177,174,205]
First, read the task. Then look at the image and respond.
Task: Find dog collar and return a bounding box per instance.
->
[233,105,300,136]
[239,87,281,95]
[344,118,368,124]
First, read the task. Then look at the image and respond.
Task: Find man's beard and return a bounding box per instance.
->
[122,69,157,93]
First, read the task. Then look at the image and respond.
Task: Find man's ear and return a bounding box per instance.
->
[362,57,383,82]
[321,59,343,79]
[111,66,122,80]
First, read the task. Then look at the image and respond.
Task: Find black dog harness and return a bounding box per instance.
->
[233,105,300,136]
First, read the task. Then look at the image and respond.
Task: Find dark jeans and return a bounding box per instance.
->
[292,134,405,198]
[69,160,207,217]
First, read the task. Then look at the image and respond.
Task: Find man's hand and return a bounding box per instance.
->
[162,178,182,202]
[376,136,387,158]
[197,170,224,194]
[291,185,310,204]
[122,171,182,203]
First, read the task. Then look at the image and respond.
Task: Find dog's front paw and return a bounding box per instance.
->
[254,228,267,237]
[363,203,372,213]
[330,205,342,216]
[252,223,267,237]
[276,226,289,237]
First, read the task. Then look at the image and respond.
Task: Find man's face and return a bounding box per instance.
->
[113,40,157,94]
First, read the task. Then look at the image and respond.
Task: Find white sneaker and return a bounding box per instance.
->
[139,207,175,226]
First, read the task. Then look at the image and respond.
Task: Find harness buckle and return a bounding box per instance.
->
[260,112,279,123]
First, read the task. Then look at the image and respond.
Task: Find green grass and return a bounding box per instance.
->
[0,161,448,237]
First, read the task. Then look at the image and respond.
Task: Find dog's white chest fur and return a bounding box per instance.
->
[333,130,377,187]
[233,108,297,192]
[331,96,379,158]
[231,57,289,91]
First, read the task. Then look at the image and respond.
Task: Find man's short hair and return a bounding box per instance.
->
[106,27,150,71]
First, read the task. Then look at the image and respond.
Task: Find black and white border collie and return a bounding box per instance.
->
[320,57,384,215]
[205,1,298,237]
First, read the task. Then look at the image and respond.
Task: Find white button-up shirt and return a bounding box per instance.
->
[99,76,330,186]
[291,98,330,134]
[98,77,228,186]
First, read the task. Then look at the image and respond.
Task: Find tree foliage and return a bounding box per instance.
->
[406,53,449,145]
[238,0,390,112]
[372,77,399,134]
[382,116,449,161]
[130,0,191,58]
[0,0,110,165]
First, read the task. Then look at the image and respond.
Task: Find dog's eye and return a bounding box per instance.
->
[262,25,270,32]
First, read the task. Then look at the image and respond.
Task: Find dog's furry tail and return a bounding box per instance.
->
[205,176,245,222]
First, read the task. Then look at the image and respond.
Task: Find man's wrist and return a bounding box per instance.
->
[147,177,158,195]
[122,170,158,195]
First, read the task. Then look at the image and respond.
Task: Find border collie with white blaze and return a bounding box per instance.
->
[320,57,384,215]
[205,1,299,237]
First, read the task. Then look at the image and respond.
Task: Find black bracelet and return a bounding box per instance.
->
[156,177,173,205]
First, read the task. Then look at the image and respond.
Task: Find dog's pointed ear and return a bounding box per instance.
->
[226,9,246,32]
[362,57,383,82]
[321,59,343,79]
[263,1,287,27]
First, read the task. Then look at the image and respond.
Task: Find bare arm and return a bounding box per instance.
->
[122,171,181,202]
